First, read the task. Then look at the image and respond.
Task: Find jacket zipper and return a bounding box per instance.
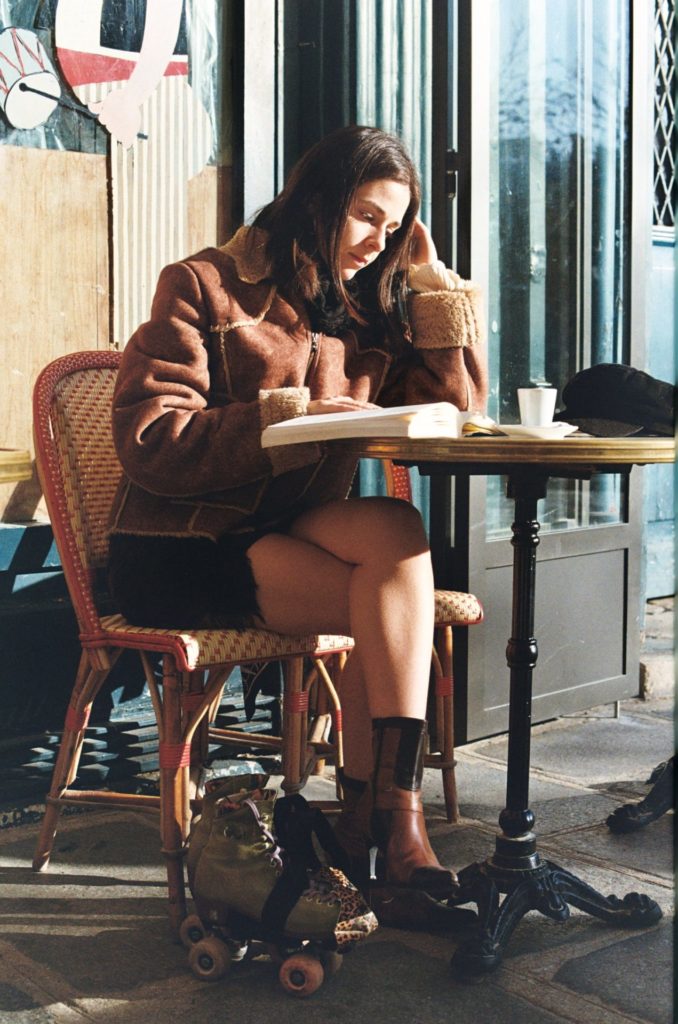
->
[304,332,319,385]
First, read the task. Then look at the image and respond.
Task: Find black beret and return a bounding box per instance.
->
[557,364,675,437]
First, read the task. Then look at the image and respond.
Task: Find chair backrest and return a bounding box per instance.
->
[33,351,123,636]
[381,460,413,503]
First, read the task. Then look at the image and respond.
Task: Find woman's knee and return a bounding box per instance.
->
[357,496,429,555]
[246,531,352,634]
[292,496,430,563]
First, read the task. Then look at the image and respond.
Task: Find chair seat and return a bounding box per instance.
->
[100,612,354,672]
[434,590,483,626]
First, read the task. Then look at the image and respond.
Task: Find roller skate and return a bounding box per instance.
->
[182,775,378,997]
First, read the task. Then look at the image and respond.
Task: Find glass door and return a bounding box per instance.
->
[457,0,646,739]
[267,0,649,741]
[354,0,434,513]
[479,0,631,539]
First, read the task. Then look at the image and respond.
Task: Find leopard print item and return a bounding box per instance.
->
[302,865,378,951]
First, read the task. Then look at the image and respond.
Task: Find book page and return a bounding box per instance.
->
[261,402,462,447]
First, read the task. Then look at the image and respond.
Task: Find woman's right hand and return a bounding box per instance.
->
[307,396,380,415]
[410,218,438,265]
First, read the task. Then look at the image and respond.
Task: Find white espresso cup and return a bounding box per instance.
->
[517,387,557,427]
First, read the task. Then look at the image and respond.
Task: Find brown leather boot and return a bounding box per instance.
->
[369,717,457,897]
[333,771,372,885]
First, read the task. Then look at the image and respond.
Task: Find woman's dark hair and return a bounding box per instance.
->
[252,125,421,322]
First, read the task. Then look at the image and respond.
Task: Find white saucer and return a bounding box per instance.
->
[496,422,578,439]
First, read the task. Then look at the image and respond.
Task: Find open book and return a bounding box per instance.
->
[261,402,466,447]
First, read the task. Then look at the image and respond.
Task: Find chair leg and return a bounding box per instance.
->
[307,661,327,776]
[434,625,460,824]
[183,669,209,800]
[158,656,190,936]
[184,667,234,800]
[281,657,305,793]
[33,653,110,871]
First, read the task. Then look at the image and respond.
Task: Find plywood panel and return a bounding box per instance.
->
[187,164,218,255]
[71,77,213,347]
[0,145,109,521]
[187,164,234,255]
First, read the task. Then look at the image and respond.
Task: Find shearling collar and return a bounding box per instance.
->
[220,226,272,284]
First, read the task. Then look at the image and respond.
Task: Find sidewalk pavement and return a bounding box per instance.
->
[0,686,672,1024]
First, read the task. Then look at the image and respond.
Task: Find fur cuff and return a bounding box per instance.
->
[259,387,322,475]
[408,287,485,349]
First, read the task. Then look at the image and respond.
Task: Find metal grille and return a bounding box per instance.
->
[654,0,676,227]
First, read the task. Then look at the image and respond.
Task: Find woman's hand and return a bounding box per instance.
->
[410,218,438,266]
[307,397,380,416]
[89,89,142,149]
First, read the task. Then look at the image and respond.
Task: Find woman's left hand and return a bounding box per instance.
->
[307,396,380,416]
[410,218,438,266]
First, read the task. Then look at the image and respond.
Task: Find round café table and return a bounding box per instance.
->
[339,433,674,975]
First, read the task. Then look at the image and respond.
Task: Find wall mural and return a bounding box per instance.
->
[0,26,62,129]
[0,0,223,345]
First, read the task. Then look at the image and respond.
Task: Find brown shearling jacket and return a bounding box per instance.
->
[109,227,488,542]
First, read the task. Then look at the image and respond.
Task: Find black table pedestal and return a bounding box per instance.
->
[450,471,662,977]
[451,843,661,975]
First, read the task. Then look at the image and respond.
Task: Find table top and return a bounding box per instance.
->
[0,448,32,484]
[339,434,675,472]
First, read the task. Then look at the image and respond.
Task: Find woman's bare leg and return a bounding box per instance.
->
[246,497,435,779]
[248,497,456,897]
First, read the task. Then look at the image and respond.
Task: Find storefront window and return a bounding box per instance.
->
[355,0,433,511]
[481,0,631,538]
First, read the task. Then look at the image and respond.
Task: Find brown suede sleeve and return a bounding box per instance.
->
[258,387,321,475]
[112,261,313,497]
[401,286,489,412]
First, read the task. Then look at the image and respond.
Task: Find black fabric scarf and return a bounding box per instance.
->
[305,266,410,354]
[305,273,358,334]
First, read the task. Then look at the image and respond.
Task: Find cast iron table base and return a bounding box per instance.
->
[448,471,663,977]
[451,842,661,975]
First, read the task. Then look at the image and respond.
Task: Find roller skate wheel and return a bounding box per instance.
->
[179,914,207,949]
[279,954,324,997]
[188,936,232,981]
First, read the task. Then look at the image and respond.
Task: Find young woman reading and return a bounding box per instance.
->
[108,124,488,911]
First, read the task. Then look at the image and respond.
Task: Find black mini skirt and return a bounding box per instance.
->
[107,530,271,630]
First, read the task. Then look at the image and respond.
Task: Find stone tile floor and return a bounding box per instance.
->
[0,692,672,1024]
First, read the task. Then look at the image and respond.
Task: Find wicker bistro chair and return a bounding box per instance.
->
[382,460,484,823]
[31,351,353,934]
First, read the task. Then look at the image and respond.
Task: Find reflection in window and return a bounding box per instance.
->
[486,475,625,543]
[355,0,433,515]
[484,0,630,538]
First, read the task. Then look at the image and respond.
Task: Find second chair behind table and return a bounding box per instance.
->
[381,460,484,823]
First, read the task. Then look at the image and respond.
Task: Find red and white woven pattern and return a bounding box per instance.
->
[434,589,483,626]
[100,613,354,671]
[52,366,120,570]
[385,466,483,626]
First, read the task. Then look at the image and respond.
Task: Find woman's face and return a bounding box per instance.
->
[337,178,411,281]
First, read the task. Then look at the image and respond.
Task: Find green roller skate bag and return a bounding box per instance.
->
[187,776,378,952]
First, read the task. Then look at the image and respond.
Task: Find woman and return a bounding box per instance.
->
[108,125,488,906]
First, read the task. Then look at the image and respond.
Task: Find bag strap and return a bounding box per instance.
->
[260,794,350,940]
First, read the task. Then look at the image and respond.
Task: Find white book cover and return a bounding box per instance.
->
[261,402,465,447]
